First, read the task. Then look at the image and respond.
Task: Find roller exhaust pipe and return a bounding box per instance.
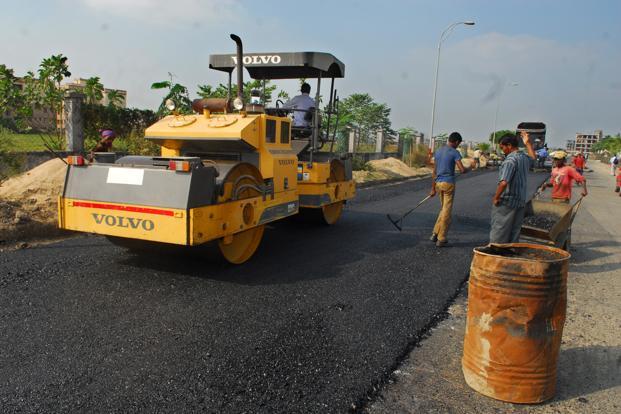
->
[230,34,243,105]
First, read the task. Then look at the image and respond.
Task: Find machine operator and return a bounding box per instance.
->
[283,82,316,128]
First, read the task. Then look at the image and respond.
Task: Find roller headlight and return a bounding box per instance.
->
[165,98,176,112]
[233,97,244,111]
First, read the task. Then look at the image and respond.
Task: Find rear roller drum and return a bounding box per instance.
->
[321,201,344,225]
[218,225,265,264]
[299,201,344,225]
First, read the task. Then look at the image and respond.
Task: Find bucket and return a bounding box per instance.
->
[462,243,570,403]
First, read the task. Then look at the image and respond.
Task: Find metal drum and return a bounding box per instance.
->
[462,243,570,403]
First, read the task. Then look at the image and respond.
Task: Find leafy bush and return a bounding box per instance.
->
[0,127,25,182]
[83,104,159,155]
[404,143,429,168]
[351,157,374,171]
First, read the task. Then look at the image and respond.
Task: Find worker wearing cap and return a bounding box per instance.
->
[88,129,116,161]
[429,132,468,247]
[283,83,315,128]
[540,150,587,203]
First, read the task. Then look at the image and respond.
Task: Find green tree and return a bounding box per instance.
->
[398,127,418,141]
[592,134,621,155]
[83,76,104,104]
[0,65,26,129]
[197,79,282,104]
[151,73,192,117]
[36,54,71,138]
[489,129,516,144]
[331,93,391,151]
[477,142,491,152]
[105,89,124,108]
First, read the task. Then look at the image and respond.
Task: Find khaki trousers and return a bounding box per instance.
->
[432,182,455,241]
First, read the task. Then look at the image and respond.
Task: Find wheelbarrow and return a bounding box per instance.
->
[520,196,584,250]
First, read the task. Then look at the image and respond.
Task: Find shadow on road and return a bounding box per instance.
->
[552,345,621,402]
[114,211,434,285]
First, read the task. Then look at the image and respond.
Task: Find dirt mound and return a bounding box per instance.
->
[354,157,432,183]
[0,158,68,243]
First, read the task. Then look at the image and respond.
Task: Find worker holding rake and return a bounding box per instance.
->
[429,132,468,247]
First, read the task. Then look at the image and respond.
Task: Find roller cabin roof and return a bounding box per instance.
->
[208,52,345,79]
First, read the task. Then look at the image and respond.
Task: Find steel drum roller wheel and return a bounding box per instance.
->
[218,225,265,264]
[321,201,344,225]
[217,162,265,264]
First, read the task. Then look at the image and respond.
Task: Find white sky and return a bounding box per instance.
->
[3,0,620,146]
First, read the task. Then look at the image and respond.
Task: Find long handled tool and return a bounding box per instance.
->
[386,194,432,231]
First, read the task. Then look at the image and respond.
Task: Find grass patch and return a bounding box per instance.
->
[3,133,48,152]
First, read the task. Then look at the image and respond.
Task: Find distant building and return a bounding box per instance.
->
[62,78,127,108]
[566,140,576,152]
[57,78,128,129]
[574,130,603,154]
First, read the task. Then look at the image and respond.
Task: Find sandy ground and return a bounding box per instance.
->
[354,157,432,183]
[367,160,620,413]
[0,158,67,244]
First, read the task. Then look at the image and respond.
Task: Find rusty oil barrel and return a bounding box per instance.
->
[462,243,570,403]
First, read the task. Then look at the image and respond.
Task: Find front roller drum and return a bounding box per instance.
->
[217,162,266,264]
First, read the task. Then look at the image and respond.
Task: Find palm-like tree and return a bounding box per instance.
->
[83,76,104,104]
[106,89,125,108]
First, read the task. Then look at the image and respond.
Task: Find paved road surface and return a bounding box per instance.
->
[0,170,544,413]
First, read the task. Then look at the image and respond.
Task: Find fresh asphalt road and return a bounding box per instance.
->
[0,170,546,413]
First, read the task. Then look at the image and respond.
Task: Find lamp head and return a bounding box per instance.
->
[464,21,475,25]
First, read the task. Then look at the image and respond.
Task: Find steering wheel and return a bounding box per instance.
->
[276,99,284,109]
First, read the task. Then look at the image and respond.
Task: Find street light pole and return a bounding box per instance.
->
[428,20,475,153]
[492,82,518,152]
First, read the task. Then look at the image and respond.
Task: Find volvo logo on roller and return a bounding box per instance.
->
[232,55,282,65]
[92,213,155,231]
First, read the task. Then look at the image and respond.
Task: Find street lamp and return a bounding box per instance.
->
[429,20,475,152]
[492,82,519,152]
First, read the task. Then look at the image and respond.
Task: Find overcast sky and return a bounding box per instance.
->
[3,0,620,146]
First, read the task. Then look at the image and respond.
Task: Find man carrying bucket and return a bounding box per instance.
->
[539,150,587,203]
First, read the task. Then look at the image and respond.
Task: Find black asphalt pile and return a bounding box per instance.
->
[0,170,548,413]
[523,213,559,231]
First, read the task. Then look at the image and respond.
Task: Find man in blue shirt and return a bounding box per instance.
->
[489,132,535,243]
[429,132,468,247]
[536,145,548,169]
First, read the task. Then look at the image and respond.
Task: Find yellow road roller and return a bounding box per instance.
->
[58,34,355,263]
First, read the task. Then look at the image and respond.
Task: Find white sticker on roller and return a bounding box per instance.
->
[106,167,144,185]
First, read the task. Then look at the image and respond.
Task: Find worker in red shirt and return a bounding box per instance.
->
[540,150,587,203]
[616,167,621,197]
[572,152,586,175]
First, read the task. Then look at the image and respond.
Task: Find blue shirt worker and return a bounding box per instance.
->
[536,146,548,168]
[429,132,468,247]
[489,132,536,244]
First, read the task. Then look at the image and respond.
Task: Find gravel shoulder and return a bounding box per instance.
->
[367,161,621,413]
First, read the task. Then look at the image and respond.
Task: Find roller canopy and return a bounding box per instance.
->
[517,122,546,133]
[209,52,345,79]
